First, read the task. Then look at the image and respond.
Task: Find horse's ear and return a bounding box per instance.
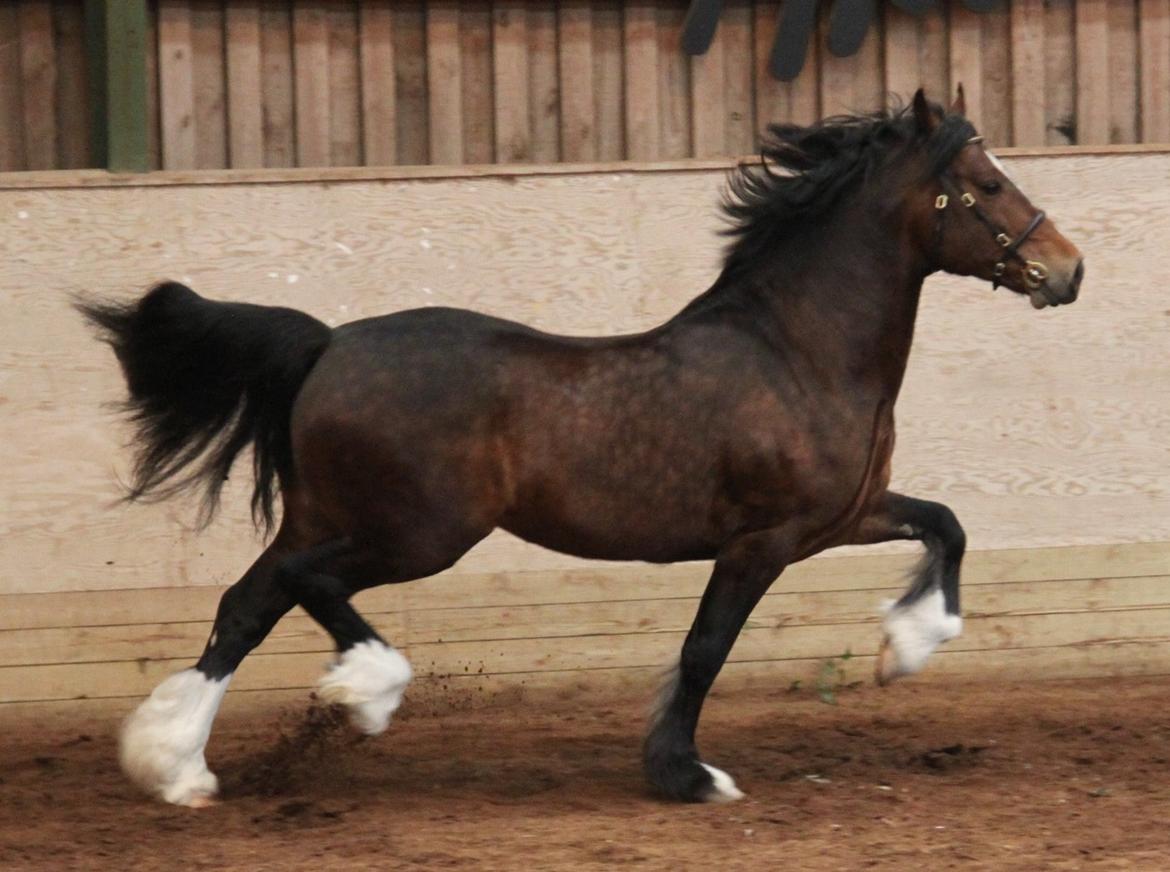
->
[912,88,935,136]
[950,84,967,117]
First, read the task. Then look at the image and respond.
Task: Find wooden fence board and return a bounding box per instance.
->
[558,1,595,162]
[358,3,396,167]
[426,0,463,165]
[1,0,1168,170]
[292,2,329,166]
[623,1,659,160]
[491,1,529,163]
[18,1,56,171]
[157,0,195,169]
[1010,0,1047,147]
[1139,0,1170,142]
[327,2,361,167]
[224,2,263,168]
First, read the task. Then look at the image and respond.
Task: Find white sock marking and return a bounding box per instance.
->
[316,640,412,735]
[881,588,962,678]
[700,763,745,803]
[119,669,231,807]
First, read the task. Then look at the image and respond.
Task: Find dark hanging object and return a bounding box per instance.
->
[890,0,936,14]
[770,0,819,82]
[682,0,1004,81]
[828,0,876,58]
[681,0,723,55]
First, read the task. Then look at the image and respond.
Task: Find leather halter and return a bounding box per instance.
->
[933,136,1049,291]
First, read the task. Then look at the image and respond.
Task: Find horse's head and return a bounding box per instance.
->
[908,88,1084,308]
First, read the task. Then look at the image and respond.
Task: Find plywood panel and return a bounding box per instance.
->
[1,152,1168,610]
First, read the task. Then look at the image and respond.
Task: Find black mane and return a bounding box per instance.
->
[718,103,977,279]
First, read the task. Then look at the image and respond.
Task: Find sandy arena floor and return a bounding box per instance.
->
[3,676,1170,870]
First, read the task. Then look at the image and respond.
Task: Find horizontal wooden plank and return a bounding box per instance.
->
[4,543,1167,631]
[2,144,1170,190]
[6,573,1170,667]
[5,601,1170,703]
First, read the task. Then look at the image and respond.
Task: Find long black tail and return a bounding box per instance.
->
[77,281,332,533]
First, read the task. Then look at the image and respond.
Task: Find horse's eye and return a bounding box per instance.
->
[979,180,1002,195]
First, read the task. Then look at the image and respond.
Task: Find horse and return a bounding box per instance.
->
[78,88,1083,808]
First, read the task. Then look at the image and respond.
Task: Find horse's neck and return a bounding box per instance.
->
[684,208,928,402]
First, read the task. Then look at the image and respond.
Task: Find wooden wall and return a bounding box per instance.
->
[3,1,1170,172]
[0,149,1167,707]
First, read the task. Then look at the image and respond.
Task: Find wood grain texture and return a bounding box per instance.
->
[358,2,396,166]
[1139,0,1170,142]
[157,0,196,169]
[292,1,330,166]
[1,152,1167,632]
[528,4,560,163]
[1011,0,1047,147]
[1046,0,1076,145]
[622,1,659,160]
[949,3,984,130]
[558,1,595,162]
[191,0,226,169]
[492,1,531,163]
[259,3,295,168]
[657,2,691,160]
[53,1,90,169]
[225,2,263,169]
[1107,0,1138,145]
[592,0,624,160]
[426,0,463,165]
[327,2,361,167]
[392,1,428,165]
[18,1,55,171]
[460,1,494,164]
[1075,0,1110,144]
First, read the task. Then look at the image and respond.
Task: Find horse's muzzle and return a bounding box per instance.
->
[1028,258,1084,309]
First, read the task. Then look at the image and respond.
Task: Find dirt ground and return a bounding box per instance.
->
[3,676,1170,871]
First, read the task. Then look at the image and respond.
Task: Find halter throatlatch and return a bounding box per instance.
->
[933,136,1048,291]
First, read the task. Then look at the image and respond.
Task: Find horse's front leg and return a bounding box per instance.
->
[853,491,967,685]
[644,530,791,803]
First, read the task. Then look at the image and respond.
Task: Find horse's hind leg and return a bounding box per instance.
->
[645,530,791,803]
[853,491,966,684]
[120,539,296,806]
[274,536,479,735]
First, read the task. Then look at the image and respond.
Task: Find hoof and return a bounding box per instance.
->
[699,763,746,803]
[317,640,412,735]
[876,589,962,685]
[646,750,746,803]
[119,669,230,806]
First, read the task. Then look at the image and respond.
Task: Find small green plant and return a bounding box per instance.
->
[816,649,854,705]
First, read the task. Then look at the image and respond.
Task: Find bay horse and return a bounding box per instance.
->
[79,89,1083,808]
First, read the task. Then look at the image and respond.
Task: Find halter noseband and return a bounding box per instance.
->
[933,136,1048,291]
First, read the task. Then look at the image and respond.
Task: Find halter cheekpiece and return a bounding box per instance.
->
[934,135,1049,291]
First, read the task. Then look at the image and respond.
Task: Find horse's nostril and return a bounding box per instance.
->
[1068,259,1084,301]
